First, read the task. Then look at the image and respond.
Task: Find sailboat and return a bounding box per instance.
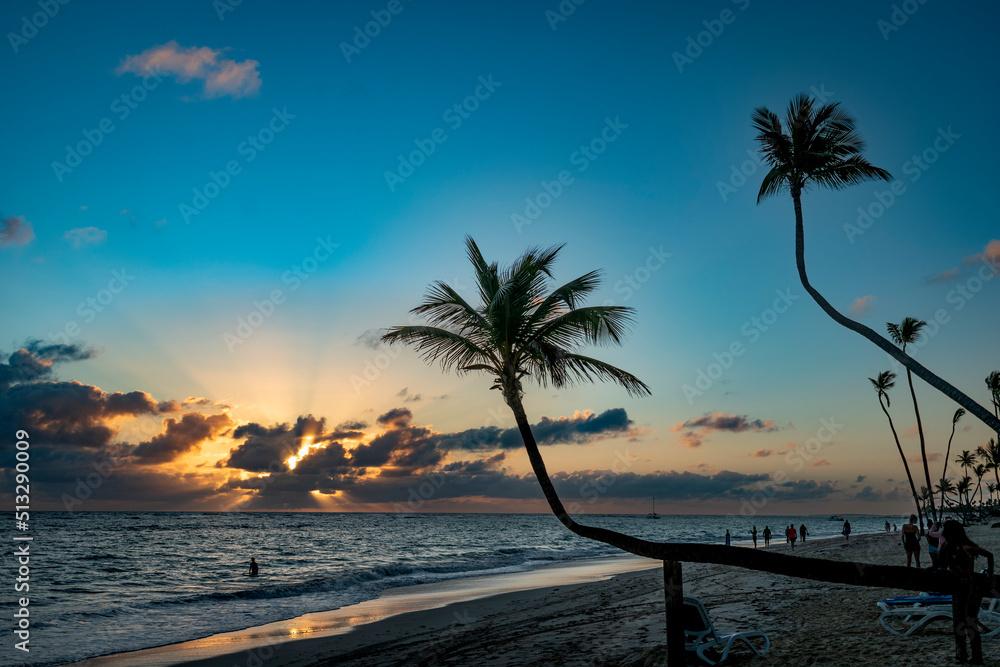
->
[647,497,660,519]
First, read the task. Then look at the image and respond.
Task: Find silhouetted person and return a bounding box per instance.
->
[763,526,771,547]
[940,520,994,664]
[789,524,797,550]
[751,525,758,548]
[800,523,808,543]
[843,519,851,541]
[902,514,921,567]
[248,557,259,576]
[725,529,731,546]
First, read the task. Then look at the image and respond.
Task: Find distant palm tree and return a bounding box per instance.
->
[985,438,1000,492]
[870,370,923,526]
[383,237,651,550]
[957,476,972,508]
[973,463,988,505]
[752,95,1000,434]
[988,482,998,506]
[942,408,966,491]
[887,318,936,522]
[957,451,976,505]
[987,371,1000,418]
[936,477,956,510]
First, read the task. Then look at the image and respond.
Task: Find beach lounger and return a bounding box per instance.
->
[682,596,770,665]
[877,594,1000,637]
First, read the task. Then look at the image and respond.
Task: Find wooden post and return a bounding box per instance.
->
[664,560,685,665]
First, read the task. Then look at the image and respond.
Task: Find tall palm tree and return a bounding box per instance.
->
[869,370,923,526]
[752,95,1000,434]
[957,477,972,510]
[987,371,1000,418]
[383,237,655,547]
[942,408,966,489]
[988,482,998,506]
[957,451,976,505]
[973,463,988,505]
[984,438,1000,492]
[887,318,936,523]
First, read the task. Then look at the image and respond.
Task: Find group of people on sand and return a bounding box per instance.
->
[740,524,808,549]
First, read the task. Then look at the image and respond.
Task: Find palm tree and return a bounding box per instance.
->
[988,482,998,506]
[869,370,923,526]
[887,318,936,523]
[973,463,988,505]
[383,237,655,541]
[957,451,976,505]
[752,95,1000,434]
[957,477,972,513]
[936,477,956,510]
[987,371,1000,418]
[942,408,966,490]
[984,438,1000,493]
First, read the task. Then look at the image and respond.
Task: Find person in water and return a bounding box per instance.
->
[901,514,921,567]
[940,520,994,664]
[248,557,259,576]
[751,525,758,548]
[842,519,851,541]
[763,526,771,547]
[725,529,731,546]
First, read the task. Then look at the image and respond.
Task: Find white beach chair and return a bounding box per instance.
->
[681,596,770,665]
[877,594,1000,637]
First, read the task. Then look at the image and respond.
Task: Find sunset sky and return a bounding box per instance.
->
[2,0,997,514]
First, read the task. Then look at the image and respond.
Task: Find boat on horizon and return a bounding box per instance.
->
[647,497,659,519]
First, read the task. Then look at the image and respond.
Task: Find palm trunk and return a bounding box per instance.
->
[879,394,924,528]
[790,189,1000,434]
[902,360,937,523]
[942,421,959,509]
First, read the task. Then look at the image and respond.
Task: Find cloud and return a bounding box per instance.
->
[116,41,261,99]
[396,387,422,403]
[354,329,384,350]
[0,340,96,390]
[64,226,107,248]
[810,459,831,467]
[439,408,633,452]
[964,239,1000,268]
[132,413,233,464]
[857,475,866,483]
[854,485,882,501]
[671,412,781,447]
[747,448,783,458]
[902,424,918,438]
[850,295,876,314]
[0,215,34,247]
[220,415,362,473]
[924,268,960,284]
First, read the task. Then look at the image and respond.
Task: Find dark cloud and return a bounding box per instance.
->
[854,485,882,501]
[220,415,354,472]
[671,411,781,448]
[132,413,233,464]
[354,329,383,350]
[0,215,34,246]
[0,340,96,389]
[439,408,632,452]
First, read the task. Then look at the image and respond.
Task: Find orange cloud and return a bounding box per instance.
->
[851,295,876,314]
[117,41,261,99]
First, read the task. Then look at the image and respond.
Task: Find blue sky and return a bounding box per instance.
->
[1,0,998,513]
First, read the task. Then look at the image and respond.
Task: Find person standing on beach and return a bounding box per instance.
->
[902,514,921,567]
[940,520,995,664]
[763,526,771,547]
[842,519,851,541]
[785,525,791,544]
[885,520,891,532]
[800,523,808,543]
[789,524,797,550]
[725,529,731,546]
[929,521,946,567]
[751,526,758,548]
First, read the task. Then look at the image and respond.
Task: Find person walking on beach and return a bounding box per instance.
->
[842,519,851,541]
[940,520,994,664]
[885,520,891,532]
[929,521,946,567]
[751,526,758,548]
[789,524,798,550]
[725,529,731,546]
[800,523,808,543]
[763,526,771,547]
[248,557,259,576]
[785,525,791,544]
[902,514,921,567]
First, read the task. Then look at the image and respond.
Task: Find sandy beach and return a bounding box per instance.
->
[71,525,1000,666]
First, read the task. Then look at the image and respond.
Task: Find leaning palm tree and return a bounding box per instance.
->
[888,318,935,523]
[753,95,1000,434]
[869,370,923,526]
[383,237,653,543]
[987,371,1000,418]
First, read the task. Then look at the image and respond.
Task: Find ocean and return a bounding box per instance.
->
[7,511,894,666]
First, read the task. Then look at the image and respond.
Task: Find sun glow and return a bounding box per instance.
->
[286,436,321,470]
